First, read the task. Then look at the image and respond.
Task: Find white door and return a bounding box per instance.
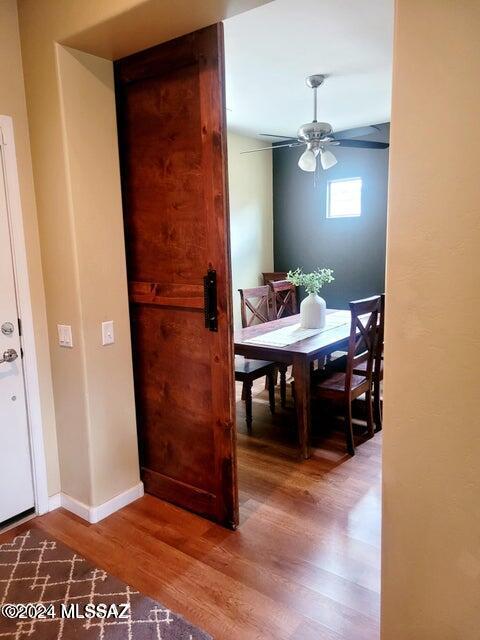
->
[0,138,34,524]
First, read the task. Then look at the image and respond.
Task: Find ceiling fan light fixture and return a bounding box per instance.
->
[246,74,389,168]
[298,148,317,172]
[320,148,338,170]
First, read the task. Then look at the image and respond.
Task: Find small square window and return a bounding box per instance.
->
[327,178,362,218]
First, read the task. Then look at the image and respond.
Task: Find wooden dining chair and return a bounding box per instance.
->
[268,279,298,318]
[325,294,385,432]
[237,285,290,409]
[239,285,274,326]
[351,293,385,431]
[311,296,381,455]
[236,286,277,431]
[267,280,298,406]
[263,273,288,334]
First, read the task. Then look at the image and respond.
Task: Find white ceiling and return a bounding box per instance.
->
[224,0,394,139]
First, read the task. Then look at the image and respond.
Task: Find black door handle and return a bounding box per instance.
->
[203,269,218,332]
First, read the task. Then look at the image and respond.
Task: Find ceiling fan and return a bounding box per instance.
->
[241,74,389,172]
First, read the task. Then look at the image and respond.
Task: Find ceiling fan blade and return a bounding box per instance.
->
[336,139,389,149]
[241,142,305,154]
[259,133,298,141]
[334,125,381,140]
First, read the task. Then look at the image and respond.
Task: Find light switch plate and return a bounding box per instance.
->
[102,321,114,346]
[57,324,73,348]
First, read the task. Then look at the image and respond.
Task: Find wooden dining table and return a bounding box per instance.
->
[234,309,353,459]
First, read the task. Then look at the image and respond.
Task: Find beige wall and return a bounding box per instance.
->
[17,0,271,508]
[0,0,60,496]
[55,45,140,506]
[382,1,480,638]
[228,132,273,329]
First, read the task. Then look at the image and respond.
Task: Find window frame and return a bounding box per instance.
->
[326,177,363,219]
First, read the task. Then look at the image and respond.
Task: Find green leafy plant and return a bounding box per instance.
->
[287,267,335,295]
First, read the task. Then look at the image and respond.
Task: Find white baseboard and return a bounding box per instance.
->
[90,482,144,523]
[48,482,144,524]
[48,493,62,511]
[59,494,91,521]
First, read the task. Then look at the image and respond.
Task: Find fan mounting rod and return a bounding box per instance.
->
[305,74,326,89]
[306,74,327,123]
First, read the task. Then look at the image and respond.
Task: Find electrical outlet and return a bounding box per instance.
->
[57,324,73,348]
[102,321,114,346]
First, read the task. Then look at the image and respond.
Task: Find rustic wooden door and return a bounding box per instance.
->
[115,24,238,528]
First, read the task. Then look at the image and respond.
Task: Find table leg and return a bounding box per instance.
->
[293,354,311,459]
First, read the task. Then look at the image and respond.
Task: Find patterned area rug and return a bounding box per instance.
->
[0,528,212,639]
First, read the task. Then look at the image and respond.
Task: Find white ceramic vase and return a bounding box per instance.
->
[300,292,326,329]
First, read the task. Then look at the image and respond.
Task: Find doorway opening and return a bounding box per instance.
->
[224,0,392,635]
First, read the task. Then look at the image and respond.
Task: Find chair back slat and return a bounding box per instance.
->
[373,293,385,377]
[345,296,381,392]
[239,285,274,328]
[268,279,298,319]
[262,271,288,285]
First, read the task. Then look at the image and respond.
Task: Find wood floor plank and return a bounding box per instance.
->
[121,496,380,620]
[1,379,381,639]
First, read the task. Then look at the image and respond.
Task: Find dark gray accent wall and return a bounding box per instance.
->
[273,123,389,309]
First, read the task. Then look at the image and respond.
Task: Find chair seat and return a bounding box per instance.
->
[313,371,368,394]
[234,356,275,380]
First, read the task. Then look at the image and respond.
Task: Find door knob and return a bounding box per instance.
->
[0,348,18,364]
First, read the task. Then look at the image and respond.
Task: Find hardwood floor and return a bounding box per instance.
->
[2,379,381,639]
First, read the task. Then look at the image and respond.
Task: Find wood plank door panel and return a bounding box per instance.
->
[115,24,238,528]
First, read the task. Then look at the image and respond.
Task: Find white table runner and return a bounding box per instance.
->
[244,310,351,348]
